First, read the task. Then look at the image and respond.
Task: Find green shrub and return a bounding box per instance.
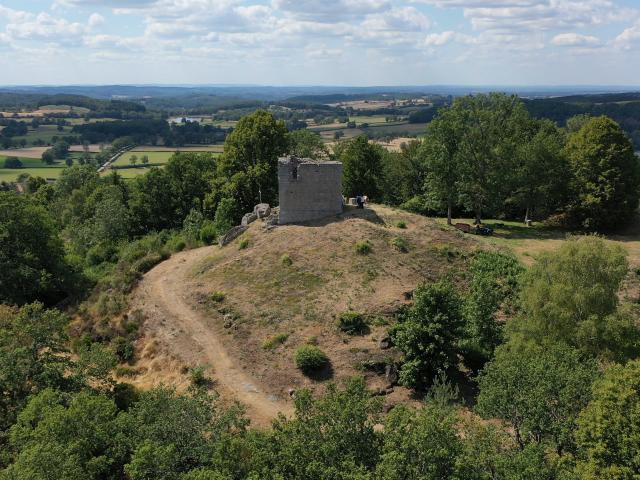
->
[355,240,372,255]
[238,238,249,250]
[210,291,225,302]
[112,336,135,363]
[263,333,289,350]
[396,221,407,229]
[133,251,168,274]
[199,221,218,245]
[189,365,208,386]
[391,237,409,253]
[86,242,118,266]
[295,345,329,374]
[281,254,293,266]
[338,311,367,334]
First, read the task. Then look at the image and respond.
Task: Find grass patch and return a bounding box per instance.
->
[262,333,289,350]
[338,311,368,335]
[210,291,226,302]
[391,236,409,253]
[396,221,407,229]
[281,254,293,266]
[355,240,373,255]
[238,238,249,250]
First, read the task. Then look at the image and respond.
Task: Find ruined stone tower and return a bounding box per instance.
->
[278,156,343,224]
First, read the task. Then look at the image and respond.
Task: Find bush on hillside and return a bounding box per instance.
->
[295,345,329,374]
[355,240,372,255]
[338,311,367,334]
[199,221,217,245]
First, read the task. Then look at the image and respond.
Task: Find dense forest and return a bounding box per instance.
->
[2,94,640,479]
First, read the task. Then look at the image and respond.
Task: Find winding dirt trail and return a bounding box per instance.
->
[131,246,293,426]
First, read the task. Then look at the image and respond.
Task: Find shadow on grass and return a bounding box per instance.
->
[303,362,335,382]
[292,206,385,228]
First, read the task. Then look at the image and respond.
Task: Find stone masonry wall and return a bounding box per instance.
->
[278,156,343,224]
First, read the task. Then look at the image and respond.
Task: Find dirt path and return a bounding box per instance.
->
[131,246,293,426]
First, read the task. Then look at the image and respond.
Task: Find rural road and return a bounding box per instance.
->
[131,246,293,426]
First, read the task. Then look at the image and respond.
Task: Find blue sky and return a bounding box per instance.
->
[0,0,639,86]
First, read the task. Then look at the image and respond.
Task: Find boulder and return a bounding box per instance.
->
[253,203,271,218]
[379,335,391,350]
[219,225,248,246]
[385,364,399,387]
[241,212,258,226]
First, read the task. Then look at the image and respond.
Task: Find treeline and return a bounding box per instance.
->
[0,92,145,114]
[71,119,227,146]
[346,93,640,231]
[524,94,640,148]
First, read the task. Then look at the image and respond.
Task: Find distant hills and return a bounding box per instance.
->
[0,84,638,102]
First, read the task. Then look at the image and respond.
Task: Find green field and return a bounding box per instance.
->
[0,152,96,182]
[113,151,176,167]
[11,125,75,146]
[349,115,405,126]
[109,148,221,179]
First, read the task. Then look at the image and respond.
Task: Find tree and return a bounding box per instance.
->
[461,251,524,371]
[477,342,597,453]
[575,359,640,479]
[380,140,427,207]
[564,116,640,230]
[510,119,568,222]
[213,110,288,215]
[265,378,382,479]
[141,155,149,166]
[3,157,23,169]
[376,404,461,480]
[0,192,78,305]
[4,389,125,480]
[389,281,464,390]
[41,149,54,165]
[51,141,70,160]
[65,157,74,167]
[130,154,138,167]
[0,304,71,433]
[423,108,463,225]
[507,236,640,361]
[288,129,328,160]
[453,93,532,223]
[336,135,385,201]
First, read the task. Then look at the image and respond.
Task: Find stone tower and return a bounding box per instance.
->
[278,156,343,224]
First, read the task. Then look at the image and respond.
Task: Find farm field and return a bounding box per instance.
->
[130,145,224,153]
[10,125,75,146]
[108,146,223,179]
[0,144,103,158]
[0,152,96,182]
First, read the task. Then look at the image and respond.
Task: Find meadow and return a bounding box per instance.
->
[0,152,96,182]
[108,146,223,179]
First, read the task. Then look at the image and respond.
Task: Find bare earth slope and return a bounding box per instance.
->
[129,205,474,426]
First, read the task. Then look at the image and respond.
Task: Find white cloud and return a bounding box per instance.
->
[272,0,390,22]
[552,33,600,46]
[88,13,105,28]
[614,19,640,50]
[424,30,476,46]
[362,6,431,31]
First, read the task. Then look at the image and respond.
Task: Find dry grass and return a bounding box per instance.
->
[184,204,474,398]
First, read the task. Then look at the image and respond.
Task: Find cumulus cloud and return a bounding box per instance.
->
[614,19,640,50]
[552,32,600,46]
[88,13,105,28]
[424,30,476,46]
[273,0,390,22]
